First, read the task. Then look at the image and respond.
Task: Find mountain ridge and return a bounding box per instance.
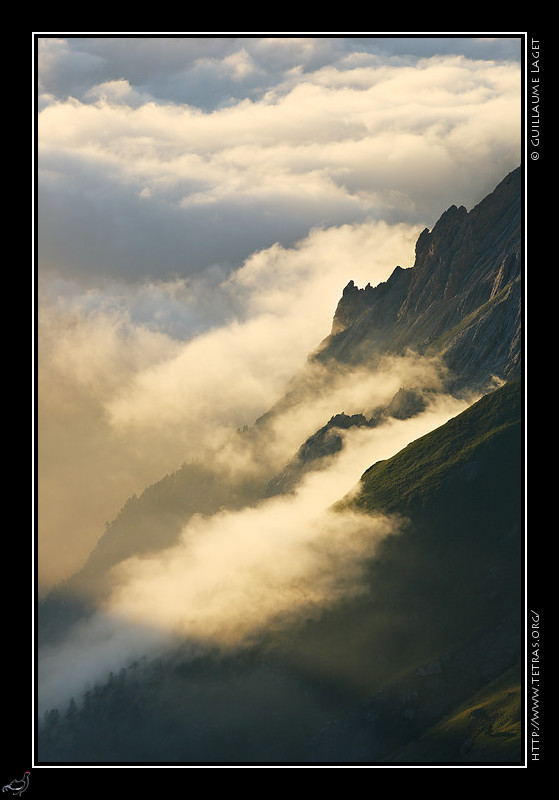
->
[38,167,523,646]
[38,167,524,763]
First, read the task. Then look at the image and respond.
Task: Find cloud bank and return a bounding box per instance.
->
[38,37,521,109]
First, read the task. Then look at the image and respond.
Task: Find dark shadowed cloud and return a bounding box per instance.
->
[38,36,521,108]
[37,35,522,286]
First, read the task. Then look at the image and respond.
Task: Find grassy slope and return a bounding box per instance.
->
[350,378,524,762]
[306,378,524,672]
[382,664,522,763]
[351,376,522,515]
[285,379,523,762]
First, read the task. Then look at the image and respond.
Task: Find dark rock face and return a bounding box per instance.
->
[265,412,369,497]
[382,387,427,420]
[318,167,522,392]
[264,387,429,498]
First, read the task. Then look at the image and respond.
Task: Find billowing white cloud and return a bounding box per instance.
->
[37,218,420,590]
[108,391,471,642]
[37,40,521,284]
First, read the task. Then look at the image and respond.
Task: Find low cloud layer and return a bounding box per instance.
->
[108,392,470,643]
[38,387,470,716]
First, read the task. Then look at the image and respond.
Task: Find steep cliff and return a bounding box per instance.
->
[316,167,521,391]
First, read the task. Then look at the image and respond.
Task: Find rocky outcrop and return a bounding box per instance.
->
[265,411,369,497]
[265,387,429,498]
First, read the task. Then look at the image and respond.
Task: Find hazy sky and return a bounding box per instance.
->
[36,34,523,591]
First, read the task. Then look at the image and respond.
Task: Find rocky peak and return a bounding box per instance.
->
[402,168,520,318]
[332,280,375,334]
[317,167,522,392]
[331,266,412,336]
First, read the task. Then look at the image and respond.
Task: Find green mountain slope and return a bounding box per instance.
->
[352,376,521,518]
[382,665,522,763]
[300,379,523,762]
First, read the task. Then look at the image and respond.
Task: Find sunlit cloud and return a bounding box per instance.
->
[108,391,470,643]
[38,387,470,715]
[37,218,419,589]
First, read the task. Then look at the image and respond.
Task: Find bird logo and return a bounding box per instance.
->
[2,773,30,796]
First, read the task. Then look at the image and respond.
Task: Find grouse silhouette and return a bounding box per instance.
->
[2,773,30,796]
